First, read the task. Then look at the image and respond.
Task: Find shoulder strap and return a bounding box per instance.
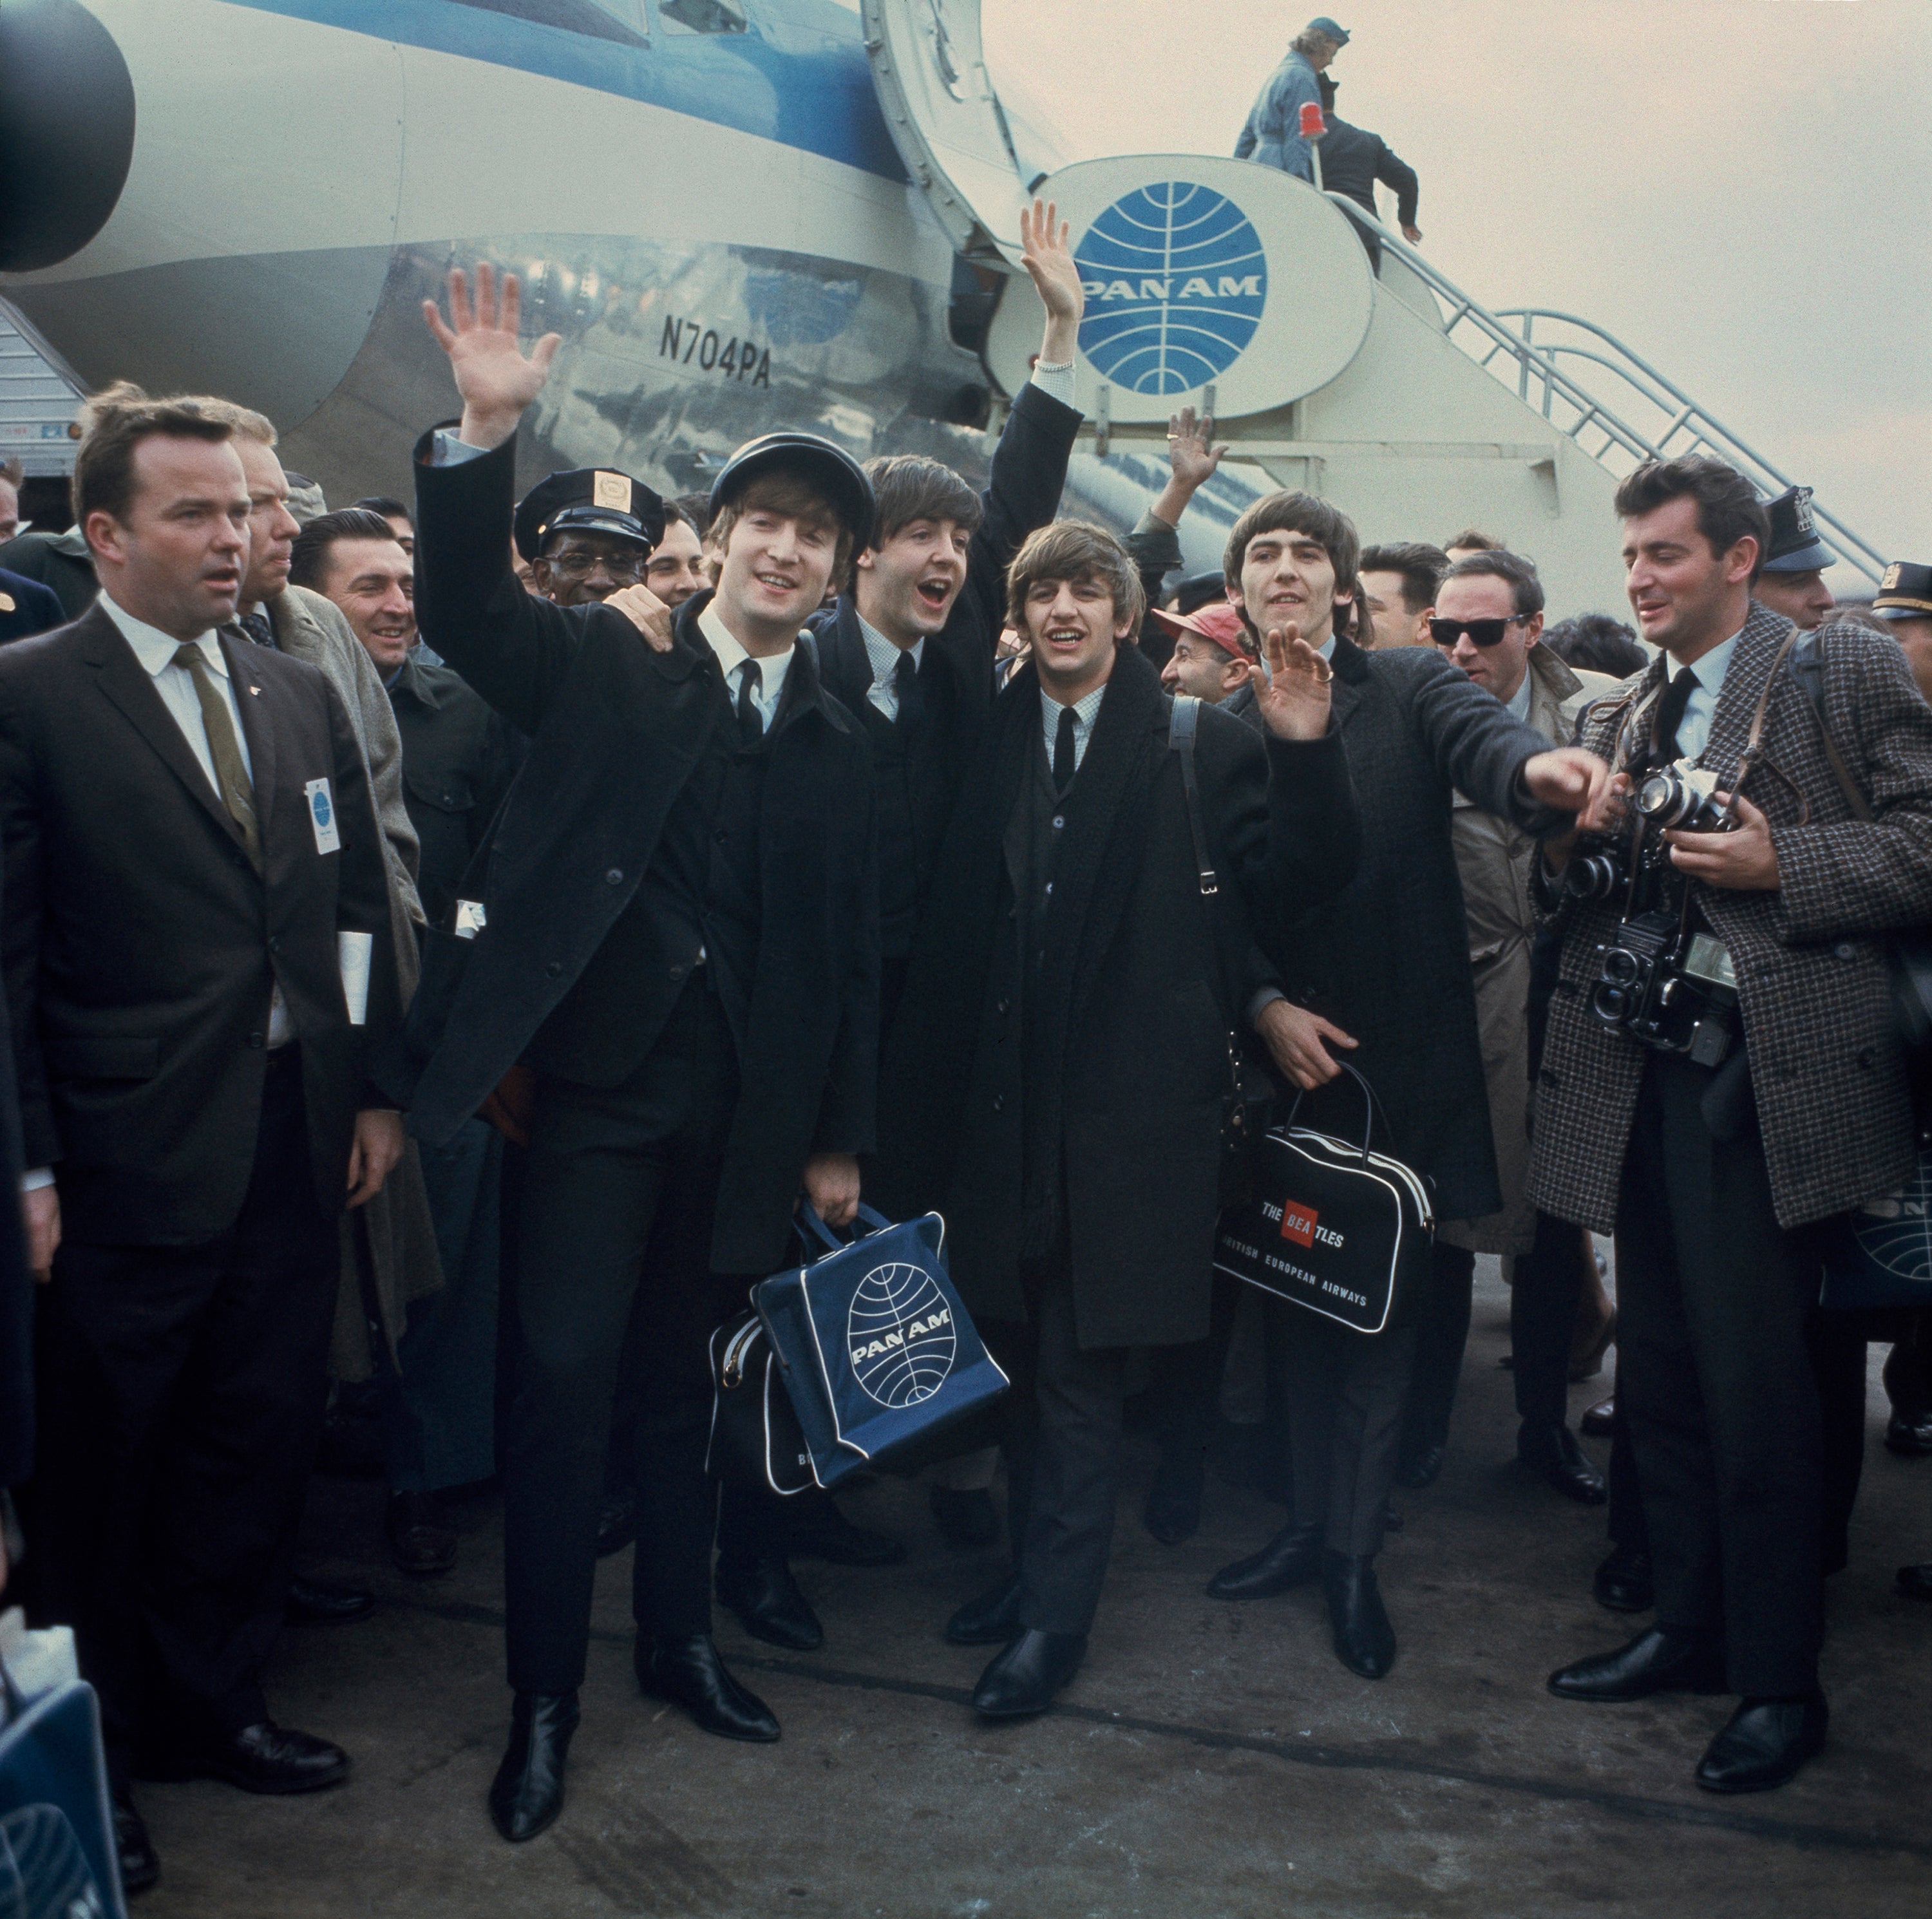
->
[1168,694,1218,896]
[1781,629,1875,823]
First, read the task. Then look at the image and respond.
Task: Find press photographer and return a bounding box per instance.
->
[1530,456,1932,1795]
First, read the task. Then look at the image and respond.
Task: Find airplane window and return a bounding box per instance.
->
[446,0,647,46]
[656,0,747,33]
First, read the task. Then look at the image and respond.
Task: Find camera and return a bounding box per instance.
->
[1636,759,1736,835]
[1564,834,1625,902]
[1591,913,1739,1066]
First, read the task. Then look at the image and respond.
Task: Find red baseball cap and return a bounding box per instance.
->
[1150,600,1253,661]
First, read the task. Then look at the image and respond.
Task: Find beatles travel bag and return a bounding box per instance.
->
[749,1205,1009,1491]
[706,1311,817,1497]
[1213,1064,1435,1336]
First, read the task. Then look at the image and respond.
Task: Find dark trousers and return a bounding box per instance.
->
[381,1117,502,1493]
[1402,1243,1475,1455]
[989,1249,1132,1637]
[1615,1051,1824,1697]
[29,1048,337,1784]
[1278,1292,1422,1558]
[501,979,746,1696]
[1511,1210,1591,1428]
[1144,1272,1242,1462]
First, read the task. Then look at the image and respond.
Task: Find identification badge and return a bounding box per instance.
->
[305,778,340,854]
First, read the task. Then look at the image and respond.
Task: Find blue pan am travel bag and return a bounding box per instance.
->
[752,1205,1009,1491]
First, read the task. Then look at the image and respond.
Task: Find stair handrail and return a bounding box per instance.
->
[1318,199,1886,583]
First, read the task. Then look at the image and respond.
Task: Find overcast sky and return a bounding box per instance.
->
[982,0,1929,584]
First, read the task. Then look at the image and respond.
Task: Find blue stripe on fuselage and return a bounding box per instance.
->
[220,0,908,182]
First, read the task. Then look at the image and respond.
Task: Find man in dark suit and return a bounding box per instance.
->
[1535,457,1932,1793]
[1315,115,1421,272]
[1205,490,1604,1680]
[0,389,404,1895]
[408,265,878,1844]
[879,520,1361,1719]
[0,567,64,643]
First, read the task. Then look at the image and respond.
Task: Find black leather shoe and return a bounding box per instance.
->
[1896,1562,1932,1602]
[113,1790,160,1895]
[386,1491,458,1578]
[1695,1693,1827,1793]
[285,1576,374,1626]
[188,1722,350,1794]
[1548,1629,1725,1702]
[595,1493,639,1558]
[715,1555,824,1652]
[489,1691,578,1842]
[971,1629,1086,1718]
[1322,1551,1396,1679]
[930,1484,1001,1549]
[636,1634,779,1742]
[945,1574,1023,1646]
[1142,1449,1205,1545]
[1206,1520,1325,1601]
[1580,1395,1616,1438]
[1518,1420,1607,1505]
[785,1491,907,1567]
[1395,1440,1446,1489]
[1593,1544,1654,1613]
[1884,1410,1932,1457]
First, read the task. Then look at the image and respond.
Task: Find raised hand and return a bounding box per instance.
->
[1253,621,1334,741]
[1166,406,1228,493]
[1019,198,1083,364]
[421,262,562,451]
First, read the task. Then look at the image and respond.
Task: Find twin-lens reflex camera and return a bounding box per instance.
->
[1563,758,1741,1068]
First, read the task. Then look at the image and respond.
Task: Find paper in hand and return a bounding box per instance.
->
[338,930,374,1025]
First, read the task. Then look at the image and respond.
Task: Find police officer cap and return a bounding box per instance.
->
[1873,561,1932,623]
[1759,484,1833,574]
[513,468,665,564]
[708,432,875,552]
[1307,15,1350,44]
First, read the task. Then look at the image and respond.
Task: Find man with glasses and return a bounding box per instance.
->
[515,467,659,607]
[1401,551,1620,1504]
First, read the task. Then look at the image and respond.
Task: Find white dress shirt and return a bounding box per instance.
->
[1040,681,1108,775]
[699,601,795,733]
[98,594,256,789]
[1674,628,1742,764]
[860,615,924,722]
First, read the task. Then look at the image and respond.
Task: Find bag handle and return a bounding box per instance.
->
[1285,1059,1392,1165]
[1168,694,1218,897]
[797,1202,894,1256]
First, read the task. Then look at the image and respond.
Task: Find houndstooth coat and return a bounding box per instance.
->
[1526,603,1932,1233]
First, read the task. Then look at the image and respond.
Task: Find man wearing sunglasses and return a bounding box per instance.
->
[1405,552,1621,1509]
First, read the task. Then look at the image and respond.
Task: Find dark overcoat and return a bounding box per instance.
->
[404,433,878,1275]
[1277,632,1570,1222]
[811,379,1081,960]
[0,606,399,1242]
[1529,605,1932,1233]
[878,645,1359,1350]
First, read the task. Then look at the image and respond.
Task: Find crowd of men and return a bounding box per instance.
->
[0,190,1928,1902]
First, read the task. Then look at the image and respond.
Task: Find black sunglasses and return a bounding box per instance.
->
[1428,615,1526,648]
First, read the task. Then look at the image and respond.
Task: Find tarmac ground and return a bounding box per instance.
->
[130,1262,1930,1918]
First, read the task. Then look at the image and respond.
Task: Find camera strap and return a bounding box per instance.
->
[1725,627,1806,818]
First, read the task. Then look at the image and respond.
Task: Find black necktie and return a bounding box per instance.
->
[1653,665,1698,762]
[892,649,923,731]
[1052,703,1079,793]
[735,659,763,745]
[237,610,275,650]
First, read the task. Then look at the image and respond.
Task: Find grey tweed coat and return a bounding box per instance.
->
[1527,603,1932,1234]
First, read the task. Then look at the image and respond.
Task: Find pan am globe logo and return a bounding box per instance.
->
[846,1262,956,1409]
[1851,1158,1932,1285]
[1075,182,1267,396]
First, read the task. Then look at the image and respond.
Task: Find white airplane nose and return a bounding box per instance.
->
[1,0,404,432]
